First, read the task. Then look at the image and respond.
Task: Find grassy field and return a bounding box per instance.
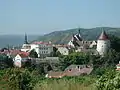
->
[34,76,96,90]
[0,76,96,90]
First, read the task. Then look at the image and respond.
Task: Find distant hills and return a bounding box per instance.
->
[0,27,120,48]
[38,27,120,44]
[0,35,39,48]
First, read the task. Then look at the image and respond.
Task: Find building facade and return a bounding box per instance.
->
[21,41,53,58]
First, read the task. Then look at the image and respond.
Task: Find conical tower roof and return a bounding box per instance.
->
[98,31,109,40]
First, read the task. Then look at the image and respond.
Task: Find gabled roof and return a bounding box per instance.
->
[98,31,109,40]
[74,34,82,41]
[18,52,29,58]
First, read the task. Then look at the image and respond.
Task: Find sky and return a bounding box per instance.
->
[0,0,120,35]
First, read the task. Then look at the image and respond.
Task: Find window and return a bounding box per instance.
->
[69,69,72,71]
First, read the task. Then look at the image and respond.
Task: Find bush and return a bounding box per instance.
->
[1,68,39,90]
[95,70,120,90]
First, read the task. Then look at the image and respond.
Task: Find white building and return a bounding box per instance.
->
[32,42,53,57]
[21,41,53,58]
[57,47,69,55]
[21,34,53,58]
[96,31,110,56]
[13,53,29,67]
[21,44,31,52]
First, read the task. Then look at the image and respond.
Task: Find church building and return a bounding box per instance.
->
[68,29,110,56]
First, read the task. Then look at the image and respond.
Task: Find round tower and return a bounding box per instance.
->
[96,30,110,55]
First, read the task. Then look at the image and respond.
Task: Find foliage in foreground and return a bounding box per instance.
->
[0,68,39,90]
[0,68,97,90]
[96,70,120,90]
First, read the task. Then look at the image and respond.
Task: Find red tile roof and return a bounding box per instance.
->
[19,52,29,58]
[19,54,28,58]
[0,50,21,55]
[98,31,109,40]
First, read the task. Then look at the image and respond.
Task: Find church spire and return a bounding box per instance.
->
[24,33,28,44]
[78,28,80,34]
[76,28,82,41]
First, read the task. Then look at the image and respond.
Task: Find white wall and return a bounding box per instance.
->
[21,44,31,52]
[21,43,53,57]
[97,40,110,55]
[58,47,69,55]
[68,41,74,47]
[13,54,22,67]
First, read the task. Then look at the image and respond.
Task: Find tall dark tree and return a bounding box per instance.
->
[109,34,120,52]
[50,47,61,57]
[29,49,38,58]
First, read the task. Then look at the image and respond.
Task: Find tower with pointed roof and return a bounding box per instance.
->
[96,30,110,55]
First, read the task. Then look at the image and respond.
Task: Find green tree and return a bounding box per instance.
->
[109,34,120,52]
[96,70,120,90]
[60,52,91,70]
[0,54,13,69]
[1,68,38,90]
[29,49,38,58]
[50,47,61,57]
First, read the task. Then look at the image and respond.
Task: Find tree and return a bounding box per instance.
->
[1,68,38,90]
[109,34,120,52]
[29,49,38,58]
[50,47,61,57]
[96,70,120,90]
[59,52,91,70]
[0,54,13,69]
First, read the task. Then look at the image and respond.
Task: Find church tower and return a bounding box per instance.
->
[68,28,82,47]
[24,33,28,44]
[96,30,110,55]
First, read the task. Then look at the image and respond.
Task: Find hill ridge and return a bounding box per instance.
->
[38,27,120,44]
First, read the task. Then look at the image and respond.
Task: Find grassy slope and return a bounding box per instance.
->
[34,76,96,90]
[38,27,120,44]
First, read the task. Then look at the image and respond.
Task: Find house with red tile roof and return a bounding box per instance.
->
[13,52,30,68]
[46,64,93,78]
